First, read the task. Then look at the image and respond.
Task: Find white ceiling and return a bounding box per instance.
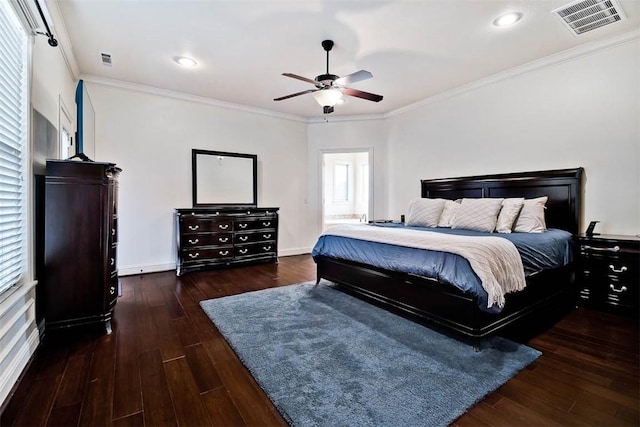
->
[52,0,639,119]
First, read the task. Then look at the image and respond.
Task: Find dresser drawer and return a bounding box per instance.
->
[181,247,233,264]
[234,217,277,232]
[108,245,117,276]
[182,233,233,247]
[180,218,233,233]
[106,274,119,307]
[235,230,276,244]
[234,242,277,258]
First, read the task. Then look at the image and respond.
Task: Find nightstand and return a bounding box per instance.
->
[575,234,640,315]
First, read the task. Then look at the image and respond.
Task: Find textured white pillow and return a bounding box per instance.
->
[495,198,525,234]
[451,198,504,232]
[406,198,446,227]
[437,199,461,227]
[513,196,548,233]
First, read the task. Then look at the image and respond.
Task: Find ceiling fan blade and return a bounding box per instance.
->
[334,70,373,86]
[341,88,383,102]
[282,73,321,86]
[274,89,318,101]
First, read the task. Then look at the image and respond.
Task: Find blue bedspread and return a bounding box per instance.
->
[311,224,573,313]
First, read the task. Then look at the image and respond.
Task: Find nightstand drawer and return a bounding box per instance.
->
[576,234,640,315]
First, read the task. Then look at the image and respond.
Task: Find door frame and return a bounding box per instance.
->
[319,147,374,233]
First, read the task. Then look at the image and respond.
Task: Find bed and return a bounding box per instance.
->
[312,168,583,347]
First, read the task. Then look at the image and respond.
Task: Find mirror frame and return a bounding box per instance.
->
[192,149,258,207]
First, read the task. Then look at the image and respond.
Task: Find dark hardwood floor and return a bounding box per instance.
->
[1,254,638,426]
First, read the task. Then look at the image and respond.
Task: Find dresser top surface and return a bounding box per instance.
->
[176,207,279,214]
[576,234,640,243]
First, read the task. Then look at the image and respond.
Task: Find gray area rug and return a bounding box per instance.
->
[200,280,541,427]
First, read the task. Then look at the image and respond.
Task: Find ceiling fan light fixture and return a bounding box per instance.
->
[174,56,197,68]
[313,88,343,107]
[493,11,523,27]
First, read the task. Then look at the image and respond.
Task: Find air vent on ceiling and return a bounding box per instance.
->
[101,52,112,66]
[552,0,626,35]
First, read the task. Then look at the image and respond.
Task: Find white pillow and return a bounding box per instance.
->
[495,198,524,234]
[451,198,504,232]
[406,198,446,227]
[437,199,461,227]
[513,196,548,233]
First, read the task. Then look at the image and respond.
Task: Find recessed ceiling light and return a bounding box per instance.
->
[493,12,523,27]
[174,56,197,68]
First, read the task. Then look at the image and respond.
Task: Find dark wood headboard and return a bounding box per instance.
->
[421,168,583,234]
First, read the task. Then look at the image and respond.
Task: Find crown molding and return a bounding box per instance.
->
[386,29,640,118]
[46,0,79,79]
[80,75,308,123]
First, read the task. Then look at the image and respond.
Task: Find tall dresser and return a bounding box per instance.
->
[44,160,122,333]
[175,207,279,275]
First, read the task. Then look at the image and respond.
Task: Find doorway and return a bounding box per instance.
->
[321,149,373,232]
[58,96,73,159]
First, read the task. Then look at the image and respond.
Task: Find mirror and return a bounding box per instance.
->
[75,79,95,160]
[192,149,257,207]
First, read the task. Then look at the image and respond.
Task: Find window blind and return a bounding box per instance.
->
[0,0,28,295]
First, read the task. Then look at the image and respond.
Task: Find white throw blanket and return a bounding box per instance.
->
[322,224,526,309]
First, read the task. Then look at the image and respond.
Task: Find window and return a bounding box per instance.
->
[0,0,28,295]
[333,163,349,202]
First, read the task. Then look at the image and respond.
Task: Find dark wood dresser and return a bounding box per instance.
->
[44,160,121,333]
[175,207,279,275]
[576,234,639,315]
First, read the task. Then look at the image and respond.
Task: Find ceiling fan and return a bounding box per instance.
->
[274,40,383,114]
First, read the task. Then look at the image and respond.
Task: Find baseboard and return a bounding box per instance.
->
[279,247,312,257]
[119,263,176,277]
[119,250,313,277]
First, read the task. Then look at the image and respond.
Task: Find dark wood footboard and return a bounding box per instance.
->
[316,255,576,342]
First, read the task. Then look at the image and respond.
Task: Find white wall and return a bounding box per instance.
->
[86,83,313,274]
[386,39,640,236]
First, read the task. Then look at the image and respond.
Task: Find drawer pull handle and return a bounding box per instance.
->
[239,236,249,242]
[263,245,272,251]
[110,258,115,266]
[609,284,628,293]
[188,252,199,259]
[581,245,620,253]
[219,237,229,243]
[239,223,248,229]
[188,225,199,231]
[110,286,116,295]
[239,248,248,254]
[263,222,271,227]
[219,224,229,230]
[188,238,199,244]
[609,265,627,273]
[219,250,229,256]
[263,234,271,239]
